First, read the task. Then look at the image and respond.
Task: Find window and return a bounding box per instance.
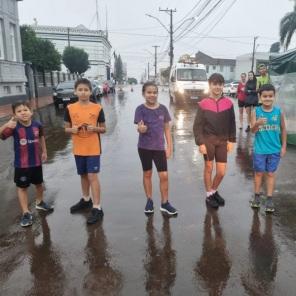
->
[220,65,224,72]
[230,66,234,73]
[206,65,209,73]
[16,85,22,93]
[0,19,5,59]
[177,69,207,82]
[212,65,216,70]
[9,23,17,61]
[4,86,11,94]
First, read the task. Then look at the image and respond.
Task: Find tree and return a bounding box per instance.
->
[20,25,61,71]
[280,4,296,49]
[270,42,280,53]
[62,46,90,74]
[114,54,124,83]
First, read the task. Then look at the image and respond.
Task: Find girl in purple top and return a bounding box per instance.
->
[134,82,177,216]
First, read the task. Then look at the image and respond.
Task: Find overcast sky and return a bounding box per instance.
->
[18,0,295,78]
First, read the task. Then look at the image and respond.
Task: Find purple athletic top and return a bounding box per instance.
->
[134,104,171,150]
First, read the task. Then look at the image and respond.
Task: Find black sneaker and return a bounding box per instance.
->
[87,208,104,224]
[70,198,93,213]
[36,201,54,212]
[160,201,178,215]
[206,195,219,209]
[20,212,33,227]
[245,126,250,132]
[144,199,154,214]
[213,191,225,206]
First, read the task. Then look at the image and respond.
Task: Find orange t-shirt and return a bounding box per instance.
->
[66,102,105,156]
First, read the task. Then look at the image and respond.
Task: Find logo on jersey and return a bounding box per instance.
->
[272,115,278,122]
[20,139,27,146]
[159,115,164,121]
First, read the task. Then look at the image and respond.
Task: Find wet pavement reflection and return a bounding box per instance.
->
[1,86,296,295]
[195,209,231,296]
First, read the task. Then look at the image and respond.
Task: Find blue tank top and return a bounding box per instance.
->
[254,106,282,154]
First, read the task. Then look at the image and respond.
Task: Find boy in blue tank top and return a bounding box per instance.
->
[250,84,287,213]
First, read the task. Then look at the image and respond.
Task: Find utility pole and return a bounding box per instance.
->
[159,8,176,70]
[67,27,71,47]
[153,45,160,82]
[148,62,150,81]
[251,36,259,72]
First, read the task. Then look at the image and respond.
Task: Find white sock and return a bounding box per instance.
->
[83,196,91,202]
[206,192,213,197]
[93,204,101,210]
[211,189,217,194]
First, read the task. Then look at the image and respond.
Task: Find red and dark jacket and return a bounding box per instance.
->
[193,97,236,145]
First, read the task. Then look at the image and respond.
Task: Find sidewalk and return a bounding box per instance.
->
[0,96,53,119]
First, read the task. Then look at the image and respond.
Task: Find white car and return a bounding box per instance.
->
[229,81,239,97]
[223,83,231,95]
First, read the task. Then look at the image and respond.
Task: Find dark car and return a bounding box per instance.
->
[53,80,99,108]
[53,81,77,108]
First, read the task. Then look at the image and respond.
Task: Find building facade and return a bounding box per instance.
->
[0,0,26,103]
[195,51,236,81]
[32,24,111,80]
[235,52,270,80]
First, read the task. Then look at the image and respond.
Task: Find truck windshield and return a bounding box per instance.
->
[177,69,207,81]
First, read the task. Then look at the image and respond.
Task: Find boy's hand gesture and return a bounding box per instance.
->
[199,144,207,155]
[6,117,17,129]
[137,120,147,133]
[256,117,267,127]
[71,125,79,134]
[86,125,96,132]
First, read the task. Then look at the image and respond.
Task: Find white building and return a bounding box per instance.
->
[0,0,26,102]
[32,24,112,80]
[235,52,270,79]
[195,51,236,81]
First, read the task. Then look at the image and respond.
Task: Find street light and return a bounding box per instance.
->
[145,14,169,33]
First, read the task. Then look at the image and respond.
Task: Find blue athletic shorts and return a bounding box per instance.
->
[74,155,100,175]
[253,153,280,173]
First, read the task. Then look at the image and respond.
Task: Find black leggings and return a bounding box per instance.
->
[138,148,167,172]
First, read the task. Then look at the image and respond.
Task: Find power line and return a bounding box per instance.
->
[174,0,226,42]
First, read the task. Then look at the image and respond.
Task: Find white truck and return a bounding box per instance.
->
[169,59,208,104]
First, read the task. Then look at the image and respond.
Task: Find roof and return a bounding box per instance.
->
[195,51,236,67]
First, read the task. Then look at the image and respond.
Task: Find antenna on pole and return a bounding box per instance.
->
[106,5,109,39]
[95,0,100,30]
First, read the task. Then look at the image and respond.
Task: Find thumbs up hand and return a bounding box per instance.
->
[6,117,17,129]
[137,120,147,133]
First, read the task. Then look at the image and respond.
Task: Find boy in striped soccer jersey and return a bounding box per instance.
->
[0,101,53,227]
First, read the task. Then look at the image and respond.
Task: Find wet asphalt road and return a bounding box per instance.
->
[0,85,296,296]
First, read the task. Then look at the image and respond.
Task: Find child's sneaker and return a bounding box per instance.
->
[250,195,261,209]
[36,201,54,212]
[213,191,225,206]
[206,195,219,209]
[144,199,154,214]
[87,208,104,224]
[160,201,178,215]
[265,198,275,213]
[20,212,33,227]
[70,198,93,213]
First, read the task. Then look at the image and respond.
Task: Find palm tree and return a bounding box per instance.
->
[280,3,296,49]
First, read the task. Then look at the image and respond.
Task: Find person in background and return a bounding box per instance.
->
[236,73,247,129]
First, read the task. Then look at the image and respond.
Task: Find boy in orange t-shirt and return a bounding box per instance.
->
[64,78,106,224]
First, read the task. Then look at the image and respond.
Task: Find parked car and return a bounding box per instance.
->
[223,83,231,95]
[53,80,99,108]
[229,81,239,97]
[53,81,77,108]
[91,80,102,100]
